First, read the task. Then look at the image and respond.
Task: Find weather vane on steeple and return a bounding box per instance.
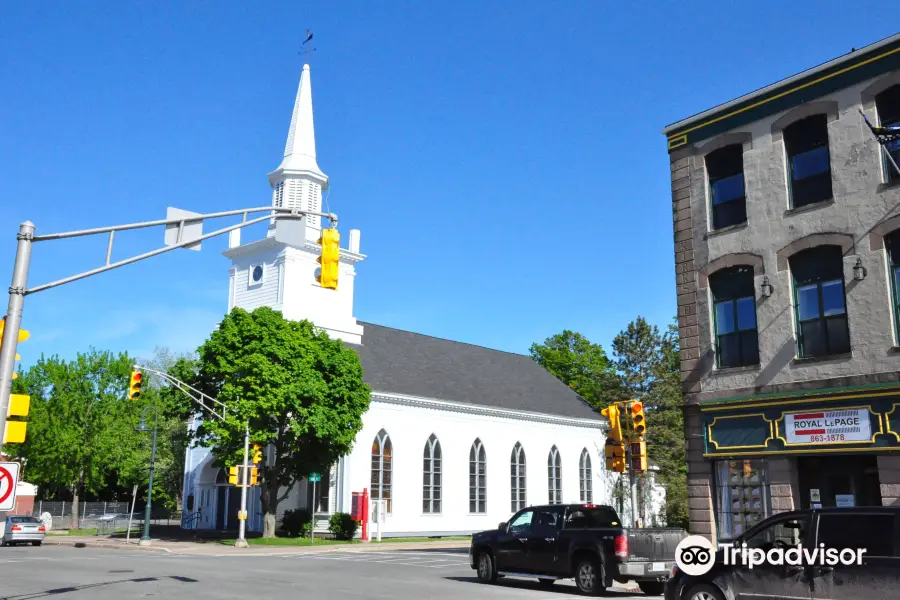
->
[299,29,316,62]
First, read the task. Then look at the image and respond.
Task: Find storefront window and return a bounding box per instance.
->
[714,459,771,540]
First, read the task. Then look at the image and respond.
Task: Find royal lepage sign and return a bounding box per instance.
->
[784,409,871,445]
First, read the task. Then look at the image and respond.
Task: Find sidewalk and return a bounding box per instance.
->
[43,534,472,556]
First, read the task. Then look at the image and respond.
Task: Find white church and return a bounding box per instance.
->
[181,63,665,536]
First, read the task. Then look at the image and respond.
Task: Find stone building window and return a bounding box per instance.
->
[790,246,850,358]
[885,231,900,343]
[706,144,747,229]
[784,114,833,208]
[714,459,771,540]
[710,266,759,368]
[510,442,527,512]
[876,84,900,184]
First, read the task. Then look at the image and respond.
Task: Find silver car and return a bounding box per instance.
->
[2,515,46,546]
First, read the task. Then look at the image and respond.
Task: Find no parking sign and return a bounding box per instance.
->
[0,462,20,512]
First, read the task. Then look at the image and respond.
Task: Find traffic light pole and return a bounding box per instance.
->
[0,206,338,446]
[236,420,250,548]
[0,222,34,450]
[628,447,639,528]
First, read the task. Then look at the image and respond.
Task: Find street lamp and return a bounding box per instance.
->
[136,405,159,546]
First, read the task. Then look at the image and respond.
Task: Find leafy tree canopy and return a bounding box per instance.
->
[188,307,371,537]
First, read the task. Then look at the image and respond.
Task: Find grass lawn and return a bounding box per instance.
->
[219,535,471,546]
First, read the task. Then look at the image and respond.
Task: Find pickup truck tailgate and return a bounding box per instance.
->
[626,528,688,562]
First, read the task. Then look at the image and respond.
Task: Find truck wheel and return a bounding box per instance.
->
[574,556,605,596]
[682,583,725,600]
[475,552,497,583]
[638,581,665,596]
[538,578,555,588]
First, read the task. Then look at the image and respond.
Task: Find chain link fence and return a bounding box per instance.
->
[30,501,181,532]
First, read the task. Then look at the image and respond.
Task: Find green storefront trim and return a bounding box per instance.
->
[701,384,900,458]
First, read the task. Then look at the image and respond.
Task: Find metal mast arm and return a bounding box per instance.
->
[133,364,228,422]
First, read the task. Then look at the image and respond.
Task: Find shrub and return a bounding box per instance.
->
[281,509,312,537]
[328,512,358,540]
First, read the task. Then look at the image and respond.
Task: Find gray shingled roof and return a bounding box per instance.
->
[346,322,601,421]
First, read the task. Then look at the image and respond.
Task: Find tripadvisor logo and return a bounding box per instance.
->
[675,535,868,575]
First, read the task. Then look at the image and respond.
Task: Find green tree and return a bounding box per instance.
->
[188,307,371,538]
[7,349,154,528]
[647,320,688,528]
[529,330,621,407]
[610,316,687,528]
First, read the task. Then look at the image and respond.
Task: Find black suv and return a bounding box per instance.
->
[666,506,900,600]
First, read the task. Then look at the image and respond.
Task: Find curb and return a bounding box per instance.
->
[43,538,173,554]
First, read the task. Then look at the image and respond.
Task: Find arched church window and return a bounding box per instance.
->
[548,446,562,504]
[510,442,527,512]
[371,429,392,513]
[422,434,442,514]
[215,468,226,485]
[579,448,593,504]
[469,438,487,513]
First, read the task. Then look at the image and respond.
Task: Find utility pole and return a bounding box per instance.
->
[628,445,639,528]
[236,420,250,548]
[0,222,34,447]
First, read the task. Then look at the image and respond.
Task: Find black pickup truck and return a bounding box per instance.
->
[666,506,900,600]
[469,503,688,595]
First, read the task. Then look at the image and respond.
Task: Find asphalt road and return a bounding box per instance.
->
[0,546,653,599]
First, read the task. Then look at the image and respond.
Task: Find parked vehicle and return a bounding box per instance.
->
[2,515,46,547]
[469,503,688,595]
[666,507,900,600]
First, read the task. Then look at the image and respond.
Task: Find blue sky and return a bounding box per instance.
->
[1,2,896,368]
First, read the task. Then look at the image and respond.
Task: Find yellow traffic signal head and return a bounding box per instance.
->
[604,440,626,473]
[252,444,263,464]
[601,404,623,443]
[630,401,646,437]
[228,466,239,485]
[128,371,143,400]
[249,467,259,486]
[316,228,340,290]
[630,441,648,472]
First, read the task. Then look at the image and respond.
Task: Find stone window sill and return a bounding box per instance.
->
[784,198,835,217]
[790,352,853,366]
[710,364,761,376]
[704,222,748,240]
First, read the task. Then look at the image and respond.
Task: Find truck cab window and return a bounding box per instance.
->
[743,516,808,552]
[508,510,534,534]
[565,506,620,529]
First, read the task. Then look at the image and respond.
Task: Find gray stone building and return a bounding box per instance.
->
[662,32,900,542]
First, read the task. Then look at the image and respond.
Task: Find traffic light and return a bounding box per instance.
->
[0,317,29,380]
[630,440,648,472]
[600,404,623,444]
[252,444,263,465]
[605,440,627,473]
[4,393,31,444]
[316,228,340,290]
[629,401,646,438]
[128,371,143,400]
[249,467,259,486]
[228,466,239,485]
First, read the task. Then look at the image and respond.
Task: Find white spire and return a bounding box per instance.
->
[273,63,326,179]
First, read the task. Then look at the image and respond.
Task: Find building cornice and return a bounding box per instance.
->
[663,32,900,151]
[370,391,605,429]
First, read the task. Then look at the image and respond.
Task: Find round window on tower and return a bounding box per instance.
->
[252,265,263,283]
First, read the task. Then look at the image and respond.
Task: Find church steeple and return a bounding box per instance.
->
[268,63,328,238]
